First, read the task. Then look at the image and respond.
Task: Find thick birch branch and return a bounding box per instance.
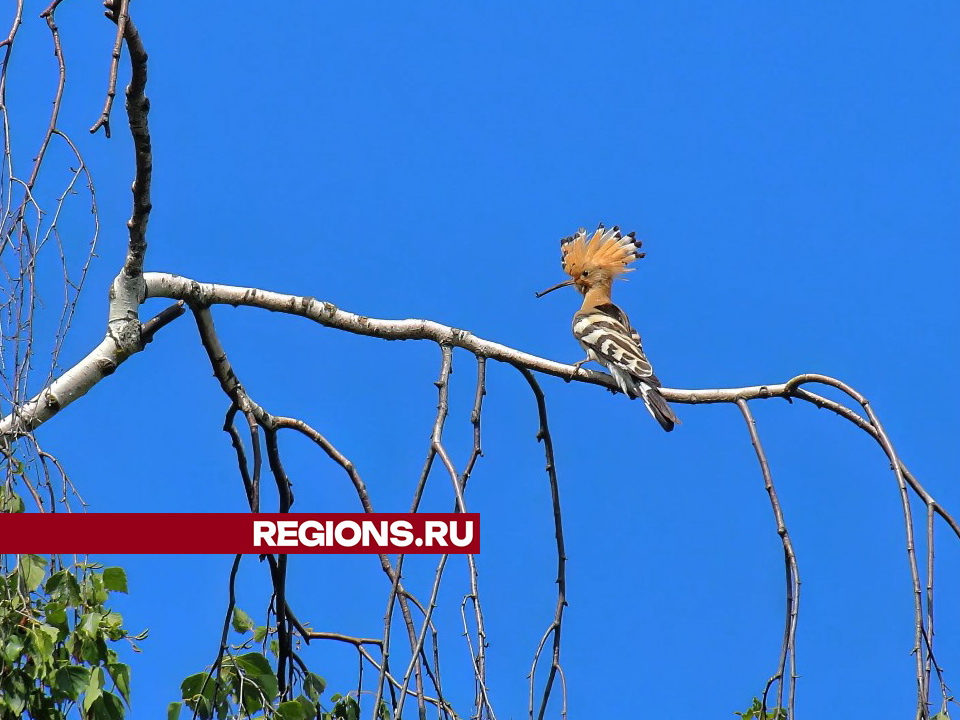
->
[140,272,789,401]
[2,270,956,545]
[0,270,927,429]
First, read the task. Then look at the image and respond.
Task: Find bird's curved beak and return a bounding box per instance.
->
[535,279,574,298]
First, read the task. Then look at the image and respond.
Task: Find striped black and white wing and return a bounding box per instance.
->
[624,318,664,389]
[572,303,657,390]
[571,302,677,431]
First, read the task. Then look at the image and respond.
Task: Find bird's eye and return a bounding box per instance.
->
[581,270,589,277]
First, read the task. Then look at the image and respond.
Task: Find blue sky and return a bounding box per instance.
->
[10,2,960,718]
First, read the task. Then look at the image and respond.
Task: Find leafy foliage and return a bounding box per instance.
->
[0,555,140,720]
[735,697,787,720]
[170,607,385,720]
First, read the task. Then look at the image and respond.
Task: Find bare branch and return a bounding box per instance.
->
[0,1,23,49]
[31,3,67,192]
[273,416,371,512]
[3,271,956,542]
[461,357,486,493]
[306,633,454,716]
[785,374,935,717]
[395,554,449,720]
[96,1,151,371]
[140,300,185,344]
[433,345,467,513]
[736,399,800,719]
[89,0,130,137]
[304,631,383,647]
[188,302,437,710]
[223,404,257,511]
[460,357,495,720]
[113,0,151,280]
[271,412,432,714]
[516,367,567,720]
[198,553,244,709]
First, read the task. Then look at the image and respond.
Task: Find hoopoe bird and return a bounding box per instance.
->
[537,223,679,432]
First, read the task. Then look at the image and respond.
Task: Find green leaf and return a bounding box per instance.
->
[3,634,24,662]
[304,672,326,701]
[102,567,128,593]
[931,713,951,720]
[4,690,26,716]
[90,665,106,690]
[251,671,279,704]
[82,572,108,605]
[333,695,360,720]
[44,600,68,628]
[18,554,47,592]
[234,663,268,714]
[77,635,109,664]
[180,672,208,698]
[0,486,24,512]
[234,651,273,676]
[78,611,103,638]
[296,695,318,716]
[53,664,90,700]
[107,662,131,704]
[102,611,125,640]
[253,625,268,642]
[167,701,182,720]
[46,569,83,606]
[89,690,125,720]
[277,699,308,720]
[28,623,59,664]
[82,685,103,714]
[232,607,255,634]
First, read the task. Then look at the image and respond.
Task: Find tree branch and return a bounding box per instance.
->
[140,300,184,345]
[517,367,568,720]
[101,0,152,369]
[114,0,151,280]
[736,399,800,718]
[89,0,129,137]
[3,271,955,543]
[135,273,843,402]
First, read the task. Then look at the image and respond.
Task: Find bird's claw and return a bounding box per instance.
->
[567,359,589,382]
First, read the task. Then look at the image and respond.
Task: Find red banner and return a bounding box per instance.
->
[0,513,480,554]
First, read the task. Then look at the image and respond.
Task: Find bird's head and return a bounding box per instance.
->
[536,223,645,298]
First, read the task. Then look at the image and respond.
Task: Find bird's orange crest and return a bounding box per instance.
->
[560,223,645,280]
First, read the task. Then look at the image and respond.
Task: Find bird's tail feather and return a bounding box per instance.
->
[637,382,679,433]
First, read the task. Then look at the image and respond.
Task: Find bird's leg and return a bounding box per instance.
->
[567,357,592,382]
